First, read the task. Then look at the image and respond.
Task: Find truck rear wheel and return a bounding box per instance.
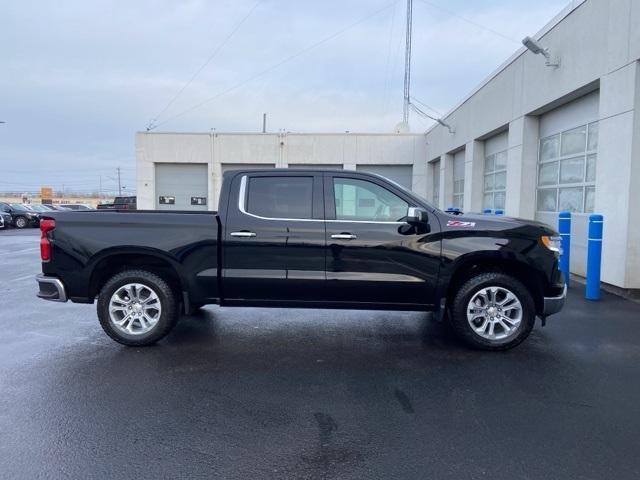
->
[97,269,178,346]
[449,272,535,351]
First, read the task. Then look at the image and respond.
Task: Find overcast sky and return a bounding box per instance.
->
[1,0,568,195]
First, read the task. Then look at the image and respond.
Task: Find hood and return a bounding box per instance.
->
[442,212,557,236]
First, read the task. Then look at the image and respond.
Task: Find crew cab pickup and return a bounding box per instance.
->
[36,169,566,350]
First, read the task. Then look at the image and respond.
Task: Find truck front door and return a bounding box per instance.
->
[223,172,326,304]
[323,173,441,309]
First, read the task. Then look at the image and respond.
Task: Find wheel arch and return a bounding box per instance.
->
[88,247,186,303]
[443,252,545,314]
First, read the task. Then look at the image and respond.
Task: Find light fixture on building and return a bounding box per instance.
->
[522,36,560,67]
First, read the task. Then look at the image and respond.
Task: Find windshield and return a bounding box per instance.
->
[9,204,28,212]
[378,176,438,212]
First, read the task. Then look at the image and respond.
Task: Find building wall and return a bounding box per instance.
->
[136,132,428,210]
[424,0,640,289]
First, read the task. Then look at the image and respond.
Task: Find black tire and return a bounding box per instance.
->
[14,216,28,229]
[97,269,178,346]
[449,272,535,351]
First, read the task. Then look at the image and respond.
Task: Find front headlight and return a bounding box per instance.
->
[541,235,562,254]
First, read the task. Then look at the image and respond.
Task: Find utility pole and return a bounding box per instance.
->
[402,0,413,126]
[116,167,122,196]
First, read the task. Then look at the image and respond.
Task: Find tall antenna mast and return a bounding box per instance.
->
[402,0,413,126]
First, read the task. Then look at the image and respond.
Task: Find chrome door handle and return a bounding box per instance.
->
[230,231,257,238]
[331,233,357,240]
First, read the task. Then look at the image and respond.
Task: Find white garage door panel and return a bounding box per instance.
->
[155,163,208,211]
[355,165,413,190]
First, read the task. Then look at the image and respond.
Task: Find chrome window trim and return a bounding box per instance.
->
[238,175,406,225]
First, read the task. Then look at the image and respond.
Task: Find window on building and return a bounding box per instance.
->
[483,150,507,210]
[452,155,464,209]
[191,197,207,206]
[158,196,175,205]
[246,176,313,219]
[536,121,598,213]
[333,178,408,222]
[431,161,440,207]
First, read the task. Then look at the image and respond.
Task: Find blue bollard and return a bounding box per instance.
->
[483,208,492,215]
[494,209,504,216]
[558,211,571,287]
[585,214,603,300]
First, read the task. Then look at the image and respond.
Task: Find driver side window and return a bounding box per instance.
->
[333,178,409,222]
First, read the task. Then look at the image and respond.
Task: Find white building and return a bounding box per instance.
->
[137,0,639,291]
[424,0,640,290]
[135,131,428,209]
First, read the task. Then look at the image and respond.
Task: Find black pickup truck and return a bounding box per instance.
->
[36,169,566,350]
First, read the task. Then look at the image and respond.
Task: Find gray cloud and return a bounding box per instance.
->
[0,0,566,194]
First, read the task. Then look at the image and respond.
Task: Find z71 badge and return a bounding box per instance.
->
[447,220,476,227]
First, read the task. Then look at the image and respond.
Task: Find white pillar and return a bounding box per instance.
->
[598,61,640,288]
[439,153,453,209]
[464,140,484,213]
[506,115,539,219]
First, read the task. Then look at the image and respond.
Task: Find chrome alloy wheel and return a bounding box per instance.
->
[108,283,162,335]
[466,286,523,341]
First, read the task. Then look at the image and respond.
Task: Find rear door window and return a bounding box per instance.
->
[246,176,313,219]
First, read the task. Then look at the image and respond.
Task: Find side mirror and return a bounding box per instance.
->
[406,207,428,225]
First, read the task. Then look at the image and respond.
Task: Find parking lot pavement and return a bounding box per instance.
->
[1,229,640,479]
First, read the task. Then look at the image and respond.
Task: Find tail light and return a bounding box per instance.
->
[40,219,56,262]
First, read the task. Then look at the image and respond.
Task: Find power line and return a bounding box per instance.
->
[146,0,265,131]
[417,0,520,44]
[150,0,400,130]
[410,95,442,116]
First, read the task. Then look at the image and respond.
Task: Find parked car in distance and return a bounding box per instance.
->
[96,196,136,210]
[59,203,94,211]
[36,169,566,351]
[40,204,70,211]
[0,210,12,229]
[0,202,40,228]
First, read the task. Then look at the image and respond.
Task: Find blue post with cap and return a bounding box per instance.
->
[585,214,603,300]
[558,211,571,287]
[483,208,492,215]
[494,209,504,216]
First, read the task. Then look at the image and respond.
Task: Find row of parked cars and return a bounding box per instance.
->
[0,202,93,229]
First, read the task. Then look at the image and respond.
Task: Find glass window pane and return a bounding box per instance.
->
[494,191,506,209]
[561,126,587,156]
[484,174,494,191]
[494,171,507,190]
[333,177,408,222]
[483,193,493,209]
[540,135,559,161]
[585,186,595,213]
[538,161,558,186]
[586,154,597,182]
[558,187,584,213]
[559,156,585,184]
[587,122,598,151]
[485,154,495,173]
[453,194,464,209]
[537,188,557,212]
[495,151,508,170]
[248,176,313,219]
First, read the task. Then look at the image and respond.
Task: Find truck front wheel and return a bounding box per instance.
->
[97,269,178,346]
[449,272,535,351]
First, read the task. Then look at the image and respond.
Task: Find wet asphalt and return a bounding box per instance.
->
[1,228,640,479]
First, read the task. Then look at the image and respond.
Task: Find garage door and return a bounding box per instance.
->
[155,163,208,211]
[355,165,413,190]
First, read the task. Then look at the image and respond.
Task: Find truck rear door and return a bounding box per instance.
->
[222,171,325,304]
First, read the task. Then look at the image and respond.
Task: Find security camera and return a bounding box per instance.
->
[522,36,559,67]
